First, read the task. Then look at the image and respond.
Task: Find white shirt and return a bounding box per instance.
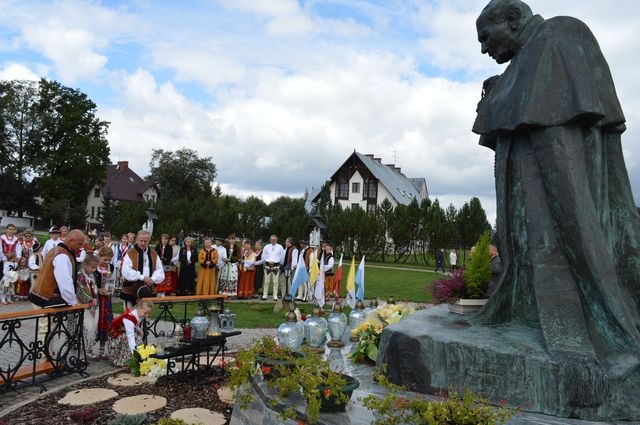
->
[186,250,192,262]
[42,238,61,259]
[281,246,298,269]
[121,247,165,284]
[450,251,457,266]
[76,248,86,263]
[323,254,335,273]
[123,309,142,353]
[53,253,78,305]
[263,243,284,264]
[28,253,41,270]
[216,245,227,268]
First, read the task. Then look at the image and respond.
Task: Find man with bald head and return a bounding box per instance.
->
[29,229,86,308]
[473,0,640,410]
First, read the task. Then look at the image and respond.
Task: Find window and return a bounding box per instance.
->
[352,182,360,193]
[367,204,376,213]
[337,179,349,199]
[97,207,101,218]
[94,188,101,197]
[364,179,377,199]
[90,207,95,219]
[352,203,360,209]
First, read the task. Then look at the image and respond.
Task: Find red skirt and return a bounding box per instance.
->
[156,270,173,292]
[237,269,256,299]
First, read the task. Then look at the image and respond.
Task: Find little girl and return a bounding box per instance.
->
[76,254,99,359]
[0,252,18,305]
[95,246,115,359]
[107,299,154,367]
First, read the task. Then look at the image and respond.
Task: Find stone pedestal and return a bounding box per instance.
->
[377,305,640,421]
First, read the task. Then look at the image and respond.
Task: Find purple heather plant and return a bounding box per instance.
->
[430,268,466,303]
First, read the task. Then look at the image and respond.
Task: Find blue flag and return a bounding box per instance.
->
[355,256,365,300]
[290,261,309,298]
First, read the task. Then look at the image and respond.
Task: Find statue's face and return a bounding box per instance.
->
[476,13,516,64]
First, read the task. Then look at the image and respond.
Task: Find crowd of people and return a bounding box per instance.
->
[0,224,339,366]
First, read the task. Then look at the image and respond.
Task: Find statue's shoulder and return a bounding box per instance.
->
[540,16,595,39]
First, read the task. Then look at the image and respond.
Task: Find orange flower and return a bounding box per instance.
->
[324,388,331,399]
[261,366,271,375]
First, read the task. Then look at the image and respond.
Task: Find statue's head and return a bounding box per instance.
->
[476,0,533,64]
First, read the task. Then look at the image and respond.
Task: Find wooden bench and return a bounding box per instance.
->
[0,360,56,385]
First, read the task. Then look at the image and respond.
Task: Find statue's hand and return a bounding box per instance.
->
[482,75,500,98]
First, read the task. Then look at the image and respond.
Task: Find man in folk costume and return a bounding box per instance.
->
[42,226,61,258]
[29,230,86,345]
[112,233,130,290]
[120,230,164,309]
[279,237,298,300]
[154,234,173,296]
[295,239,312,301]
[261,234,284,301]
[322,243,336,297]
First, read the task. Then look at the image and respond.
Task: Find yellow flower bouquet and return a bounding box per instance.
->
[125,343,168,377]
[348,303,416,364]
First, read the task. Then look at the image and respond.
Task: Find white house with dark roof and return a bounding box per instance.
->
[85,161,159,229]
[311,151,428,212]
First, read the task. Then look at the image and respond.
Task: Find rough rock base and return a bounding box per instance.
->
[377,305,640,421]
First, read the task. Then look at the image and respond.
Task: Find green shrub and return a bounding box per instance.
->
[463,230,492,298]
[154,419,188,425]
[107,414,147,425]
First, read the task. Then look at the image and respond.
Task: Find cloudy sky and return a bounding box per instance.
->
[1,0,639,224]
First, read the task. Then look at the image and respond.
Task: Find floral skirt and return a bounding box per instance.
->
[218,263,238,296]
[107,333,134,367]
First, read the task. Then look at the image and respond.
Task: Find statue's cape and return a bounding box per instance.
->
[473,15,625,147]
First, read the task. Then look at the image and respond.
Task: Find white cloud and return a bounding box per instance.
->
[0,63,41,80]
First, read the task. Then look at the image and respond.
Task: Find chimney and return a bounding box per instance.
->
[364,154,374,159]
[373,157,382,164]
[394,166,402,174]
[117,161,129,173]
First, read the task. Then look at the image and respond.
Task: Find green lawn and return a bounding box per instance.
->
[111,265,439,328]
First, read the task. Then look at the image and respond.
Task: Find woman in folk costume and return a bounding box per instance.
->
[75,254,100,359]
[196,238,218,295]
[237,240,256,299]
[94,246,115,358]
[177,237,198,295]
[253,240,264,295]
[107,299,154,367]
[17,229,39,297]
[218,234,241,296]
[154,234,173,296]
[168,236,180,295]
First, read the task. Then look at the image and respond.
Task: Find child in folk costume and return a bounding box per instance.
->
[1,223,22,283]
[17,229,40,297]
[237,240,256,299]
[95,247,115,359]
[196,238,218,295]
[1,252,19,304]
[218,234,241,297]
[107,299,153,367]
[76,254,100,358]
[112,234,130,292]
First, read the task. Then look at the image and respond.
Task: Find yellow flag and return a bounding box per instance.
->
[309,251,320,285]
[345,256,356,308]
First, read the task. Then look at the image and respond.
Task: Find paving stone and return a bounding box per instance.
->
[107,373,157,387]
[57,388,119,406]
[216,386,236,404]
[112,394,167,415]
[171,408,226,425]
